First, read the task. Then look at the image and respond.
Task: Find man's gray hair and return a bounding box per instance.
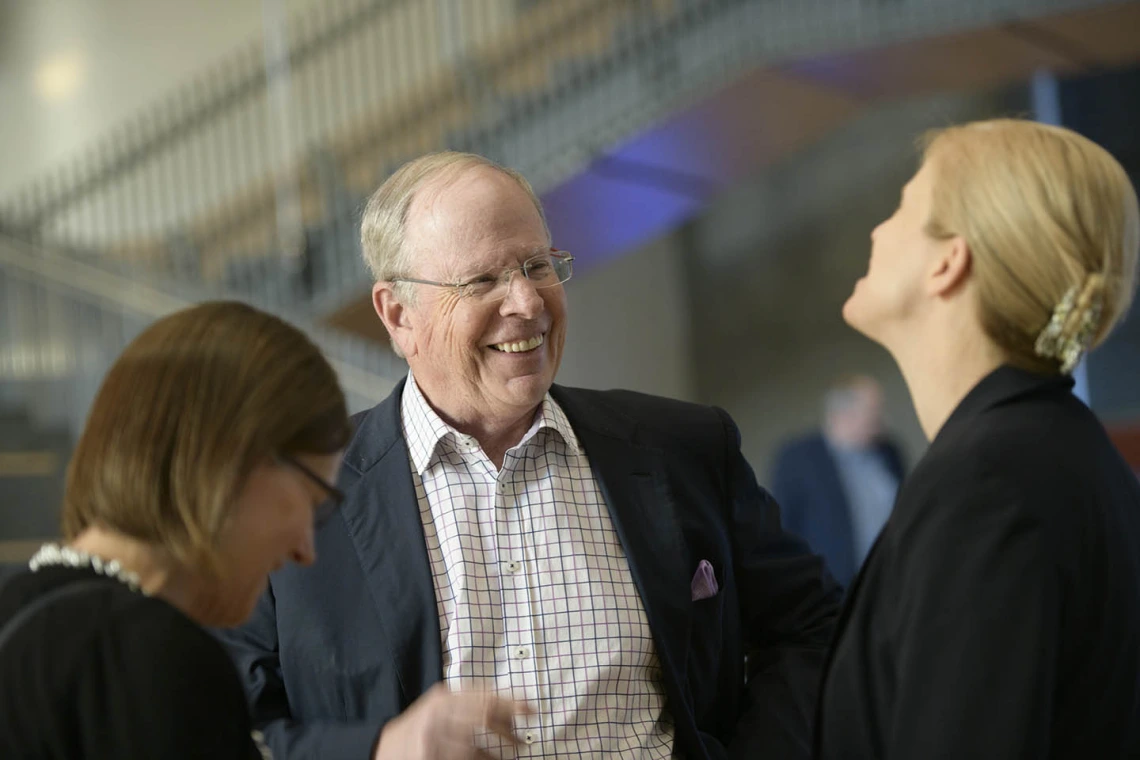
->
[359,151,551,292]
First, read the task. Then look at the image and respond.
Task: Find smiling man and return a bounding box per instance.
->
[218,152,841,760]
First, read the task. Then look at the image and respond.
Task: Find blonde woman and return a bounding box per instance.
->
[816,120,1140,758]
[0,302,351,759]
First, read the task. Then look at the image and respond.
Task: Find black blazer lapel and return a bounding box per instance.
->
[551,387,696,718]
[340,379,443,702]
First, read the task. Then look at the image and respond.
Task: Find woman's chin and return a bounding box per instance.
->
[842,289,885,343]
[841,288,864,328]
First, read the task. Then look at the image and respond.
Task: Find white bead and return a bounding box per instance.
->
[28,543,144,594]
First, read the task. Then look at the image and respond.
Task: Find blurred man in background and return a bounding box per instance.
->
[770,375,905,588]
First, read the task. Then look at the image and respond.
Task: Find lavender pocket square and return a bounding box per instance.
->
[691,559,719,601]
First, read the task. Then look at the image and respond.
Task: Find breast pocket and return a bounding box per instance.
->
[685,562,727,712]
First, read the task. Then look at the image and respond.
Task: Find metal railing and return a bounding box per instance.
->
[0,0,678,296]
[0,233,402,438]
[0,0,1119,329]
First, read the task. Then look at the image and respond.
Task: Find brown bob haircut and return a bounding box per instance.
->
[62,301,352,574]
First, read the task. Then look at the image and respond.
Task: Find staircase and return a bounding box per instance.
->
[1,0,1125,317]
[0,228,407,556]
[0,0,1134,497]
[0,403,70,564]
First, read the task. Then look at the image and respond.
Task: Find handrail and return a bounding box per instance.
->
[0,0,667,269]
[0,234,399,407]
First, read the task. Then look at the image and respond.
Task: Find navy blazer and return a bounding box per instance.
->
[770,433,904,588]
[218,381,840,759]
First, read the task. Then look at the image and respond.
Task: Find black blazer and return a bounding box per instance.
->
[815,365,1140,759]
[771,433,905,588]
[218,380,841,760]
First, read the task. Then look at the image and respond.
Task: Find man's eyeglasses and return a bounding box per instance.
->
[280,455,345,527]
[389,249,573,303]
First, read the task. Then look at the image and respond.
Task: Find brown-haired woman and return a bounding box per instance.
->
[816,119,1140,758]
[0,301,352,759]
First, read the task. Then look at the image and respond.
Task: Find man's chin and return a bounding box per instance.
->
[496,372,554,406]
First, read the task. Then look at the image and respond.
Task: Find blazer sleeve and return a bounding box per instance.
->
[74,603,256,759]
[886,471,1059,758]
[717,410,842,759]
[215,580,384,760]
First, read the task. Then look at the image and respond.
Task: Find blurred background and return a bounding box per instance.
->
[2,0,1139,562]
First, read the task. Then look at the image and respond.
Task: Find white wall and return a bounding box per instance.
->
[0,0,313,199]
[0,0,520,246]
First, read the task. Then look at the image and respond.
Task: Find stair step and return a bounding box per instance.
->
[0,481,65,541]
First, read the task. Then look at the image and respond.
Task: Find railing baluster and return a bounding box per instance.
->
[335,0,353,139]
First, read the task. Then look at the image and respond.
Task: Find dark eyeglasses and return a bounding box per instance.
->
[280,455,345,527]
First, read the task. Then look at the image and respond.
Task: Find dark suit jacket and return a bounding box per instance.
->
[815,365,1140,759]
[218,380,841,760]
[770,434,904,588]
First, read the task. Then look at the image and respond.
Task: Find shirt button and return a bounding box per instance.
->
[505,560,522,574]
[513,646,529,660]
[523,731,536,745]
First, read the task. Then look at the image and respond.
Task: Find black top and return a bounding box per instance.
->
[816,365,1140,759]
[0,564,264,759]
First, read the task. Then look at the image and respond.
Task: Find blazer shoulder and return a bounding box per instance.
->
[553,386,731,450]
[341,380,407,478]
[899,394,1114,549]
[936,393,1104,481]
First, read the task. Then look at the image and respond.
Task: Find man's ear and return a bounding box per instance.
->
[927,235,972,298]
[372,281,416,359]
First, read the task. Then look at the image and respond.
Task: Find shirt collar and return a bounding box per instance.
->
[400,372,581,476]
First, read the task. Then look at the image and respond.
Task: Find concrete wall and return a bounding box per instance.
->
[559,232,697,401]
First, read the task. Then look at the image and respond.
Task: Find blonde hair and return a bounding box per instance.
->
[921,119,1139,374]
[62,301,351,577]
[359,151,549,291]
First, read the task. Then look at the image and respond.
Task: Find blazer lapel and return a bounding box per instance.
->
[340,379,442,702]
[553,388,695,714]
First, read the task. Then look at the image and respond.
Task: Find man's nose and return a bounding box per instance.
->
[499,270,544,317]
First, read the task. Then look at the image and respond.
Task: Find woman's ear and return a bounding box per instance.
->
[927,235,972,298]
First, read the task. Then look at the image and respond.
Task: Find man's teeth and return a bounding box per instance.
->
[492,334,544,353]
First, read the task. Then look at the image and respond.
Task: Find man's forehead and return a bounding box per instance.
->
[405,170,546,260]
[409,164,523,221]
